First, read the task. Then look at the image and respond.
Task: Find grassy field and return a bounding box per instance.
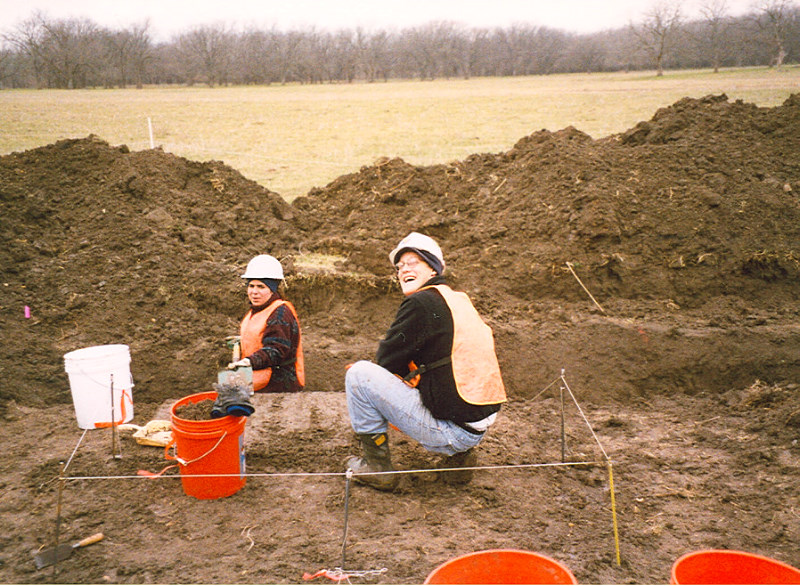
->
[1,67,798,201]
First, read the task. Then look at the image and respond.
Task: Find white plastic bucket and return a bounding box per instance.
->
[64,344,134,429]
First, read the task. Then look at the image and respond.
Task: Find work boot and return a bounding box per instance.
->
[345,432,399,491]
[439,448,477,485]
[211,382,255,418]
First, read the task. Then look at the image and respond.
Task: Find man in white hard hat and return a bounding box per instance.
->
[345,233,506,490]
[227,254,305,393]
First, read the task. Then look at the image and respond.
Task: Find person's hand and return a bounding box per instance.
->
[227,358,251,370]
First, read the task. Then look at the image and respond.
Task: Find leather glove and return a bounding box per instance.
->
[227,358,251,370]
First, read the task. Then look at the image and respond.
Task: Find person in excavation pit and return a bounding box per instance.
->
[345,232,507,491]
[227,254,305,394]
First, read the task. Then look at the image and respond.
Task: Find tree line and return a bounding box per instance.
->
[1,0,798,89]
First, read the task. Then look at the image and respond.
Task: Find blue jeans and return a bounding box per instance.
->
[345,360,484,456]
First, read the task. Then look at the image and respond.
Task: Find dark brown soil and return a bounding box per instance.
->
[174,399,216,421]
[1,93,799,584]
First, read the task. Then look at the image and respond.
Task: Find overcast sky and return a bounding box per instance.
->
[3,0,758,41]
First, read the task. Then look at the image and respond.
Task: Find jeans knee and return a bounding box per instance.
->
[345,360,376,393]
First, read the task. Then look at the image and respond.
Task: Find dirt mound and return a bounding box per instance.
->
[292,93,800,400]
[1,94,799,585]
[293,93,800,305]
[2,95,800,412]
[0,136,299,408]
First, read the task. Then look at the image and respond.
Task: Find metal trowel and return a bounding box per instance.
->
[218,336,253,394]
[217,365,253,392]
[34,533,104,569]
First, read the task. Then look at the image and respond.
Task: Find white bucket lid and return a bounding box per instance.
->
[64,344,130,361]
[64,345,131,374]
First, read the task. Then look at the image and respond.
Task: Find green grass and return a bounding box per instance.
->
[1,66,798,201]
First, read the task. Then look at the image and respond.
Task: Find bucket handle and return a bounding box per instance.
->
[165,431,228,467]
[68,367,134,393]
[95,388,132,428]
[137,464,178,478]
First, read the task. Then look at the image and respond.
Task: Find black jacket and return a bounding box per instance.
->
[376,275,502,423]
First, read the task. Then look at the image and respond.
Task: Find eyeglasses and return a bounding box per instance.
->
[395,258,422,272]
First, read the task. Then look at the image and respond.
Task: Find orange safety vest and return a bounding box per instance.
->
[240,299,305,392]
[418,284,507,405]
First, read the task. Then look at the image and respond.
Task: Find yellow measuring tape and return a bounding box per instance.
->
[608,460,621,566]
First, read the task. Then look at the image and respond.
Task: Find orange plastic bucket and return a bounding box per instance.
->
[169,391,246,499]
[671,550,800,584]
[424,549,577,584]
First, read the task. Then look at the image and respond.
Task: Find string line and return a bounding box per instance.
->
[56,369,622,567]
[63,460,601,482]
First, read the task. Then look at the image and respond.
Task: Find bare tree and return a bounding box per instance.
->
[5,13,96,88]
[4,16,44,86]
[39,16,102,88]
[491,25,534,76]
[752,0,796,67]
[400,21,468,80]
[698,0,733,71]
[462,28,491,77]
[3,5,798,88]
[562,35,608,73]
[531,27,571,74]
[0,41,18,88]
[449,26,476,79]
[631,1,684,75]
[330,29,358,83]
[175,24,234,86]
[401,24,439,80]
[274,30,304,84]
[292,27,322,83]
[127,22,153,88]
[358,29,393,82]
[236,27,282,85]
[432,22,470,79]
[104,21,152,88]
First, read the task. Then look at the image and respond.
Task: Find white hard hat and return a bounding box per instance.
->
[389,232,445,272]
[241,255,284,280]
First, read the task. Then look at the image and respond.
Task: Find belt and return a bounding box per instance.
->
[403,356,452,383]
[453,421,484,435]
